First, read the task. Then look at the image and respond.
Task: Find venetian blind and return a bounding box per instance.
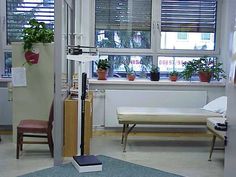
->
[6,0,54,44]
[95,0,152,31]
[161,0,217,33]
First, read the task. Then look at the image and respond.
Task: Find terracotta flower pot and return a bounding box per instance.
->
[97,69,108,80]
[25,51,39,64]
[150,72,160,81]
[169,75,178,82]
[199,71,212,82]
[127,74,135,81]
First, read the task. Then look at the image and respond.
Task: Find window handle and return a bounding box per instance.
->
[152,21,157,36]
[156,22,161,36]
[152,21,156,31]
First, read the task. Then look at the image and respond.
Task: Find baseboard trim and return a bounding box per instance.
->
[0,125,13,135]
[93,130,212,137]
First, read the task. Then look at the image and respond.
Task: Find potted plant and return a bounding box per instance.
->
[124,64,136,81]
[23,19,54,65]
[169,71,179,82]
[181,56,226,82]
[95,59,110,80]
[149,65,160,81]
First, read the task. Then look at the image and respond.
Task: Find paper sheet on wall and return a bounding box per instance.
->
[12,67,27,87]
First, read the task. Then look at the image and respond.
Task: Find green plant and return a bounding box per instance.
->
[23,19,54,51]
[181,60,196,80]
[95,59,110,70]
[150,64,160,73]
[181,56,226,81]
[169,71,179,76]
[124,64,135,75]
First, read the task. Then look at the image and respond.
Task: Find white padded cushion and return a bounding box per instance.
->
[202,96,227,115]
[117,107,222,124]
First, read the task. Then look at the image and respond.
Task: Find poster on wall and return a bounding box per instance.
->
[12,67,27,87]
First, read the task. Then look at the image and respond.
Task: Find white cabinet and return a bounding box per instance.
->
[0,85,12,125]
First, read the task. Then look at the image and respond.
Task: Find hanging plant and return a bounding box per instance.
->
[22,19,54,65]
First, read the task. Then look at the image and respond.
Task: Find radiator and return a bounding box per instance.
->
[104,90,207,127]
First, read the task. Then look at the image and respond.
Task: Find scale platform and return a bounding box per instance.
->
[72,155,102,173]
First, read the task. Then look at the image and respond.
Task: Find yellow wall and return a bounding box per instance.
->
[12,42,54,142]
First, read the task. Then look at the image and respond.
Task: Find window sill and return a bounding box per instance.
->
[89,78,226,87]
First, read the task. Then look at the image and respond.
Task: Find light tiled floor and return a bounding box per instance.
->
[0,133,224,177]
[0,135,53,177]
[90,135,224,177]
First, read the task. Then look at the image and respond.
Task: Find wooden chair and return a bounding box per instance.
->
[16,103,53,159]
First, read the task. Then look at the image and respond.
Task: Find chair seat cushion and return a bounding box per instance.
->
[17,119,49,133]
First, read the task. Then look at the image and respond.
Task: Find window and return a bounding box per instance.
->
[158,56,204,80]
[158,57,198,73]
[0,0,54,75]
[177,33,188,40]
[4,52,12,76]
[93,0,220,79]
[93,55,153,78]
[201,33,211,40]
[6,0,54,45]
[161,0,217,50]
[95,0,152,49]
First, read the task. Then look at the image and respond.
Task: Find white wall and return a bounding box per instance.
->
[0,84,12,125]
[221,0,236,176]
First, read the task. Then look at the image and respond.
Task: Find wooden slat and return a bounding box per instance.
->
[63,96,78,157]
[23,141,48,144]
[63,92,93,157]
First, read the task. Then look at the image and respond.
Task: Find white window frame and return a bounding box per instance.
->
[0,1,10,75]
[1,1,10,50]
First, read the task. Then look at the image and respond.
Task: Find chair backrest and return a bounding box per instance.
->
[48,101,54,129]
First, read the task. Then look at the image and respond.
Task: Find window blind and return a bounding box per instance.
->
[6,0,54,44]
[95,0,151,31]
[161,0,217,33]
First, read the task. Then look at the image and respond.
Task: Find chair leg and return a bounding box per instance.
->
[16,131,20,159]
[20,135,23,151]
[208,135,216,161]
[47,131,54,158]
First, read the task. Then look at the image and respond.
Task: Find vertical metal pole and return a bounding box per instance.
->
[54,0,64,165]
[77,62,82,154]
[80,98,85,155]
[0,1,4,75]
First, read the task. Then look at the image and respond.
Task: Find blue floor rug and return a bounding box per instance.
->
[19,155,184,177]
